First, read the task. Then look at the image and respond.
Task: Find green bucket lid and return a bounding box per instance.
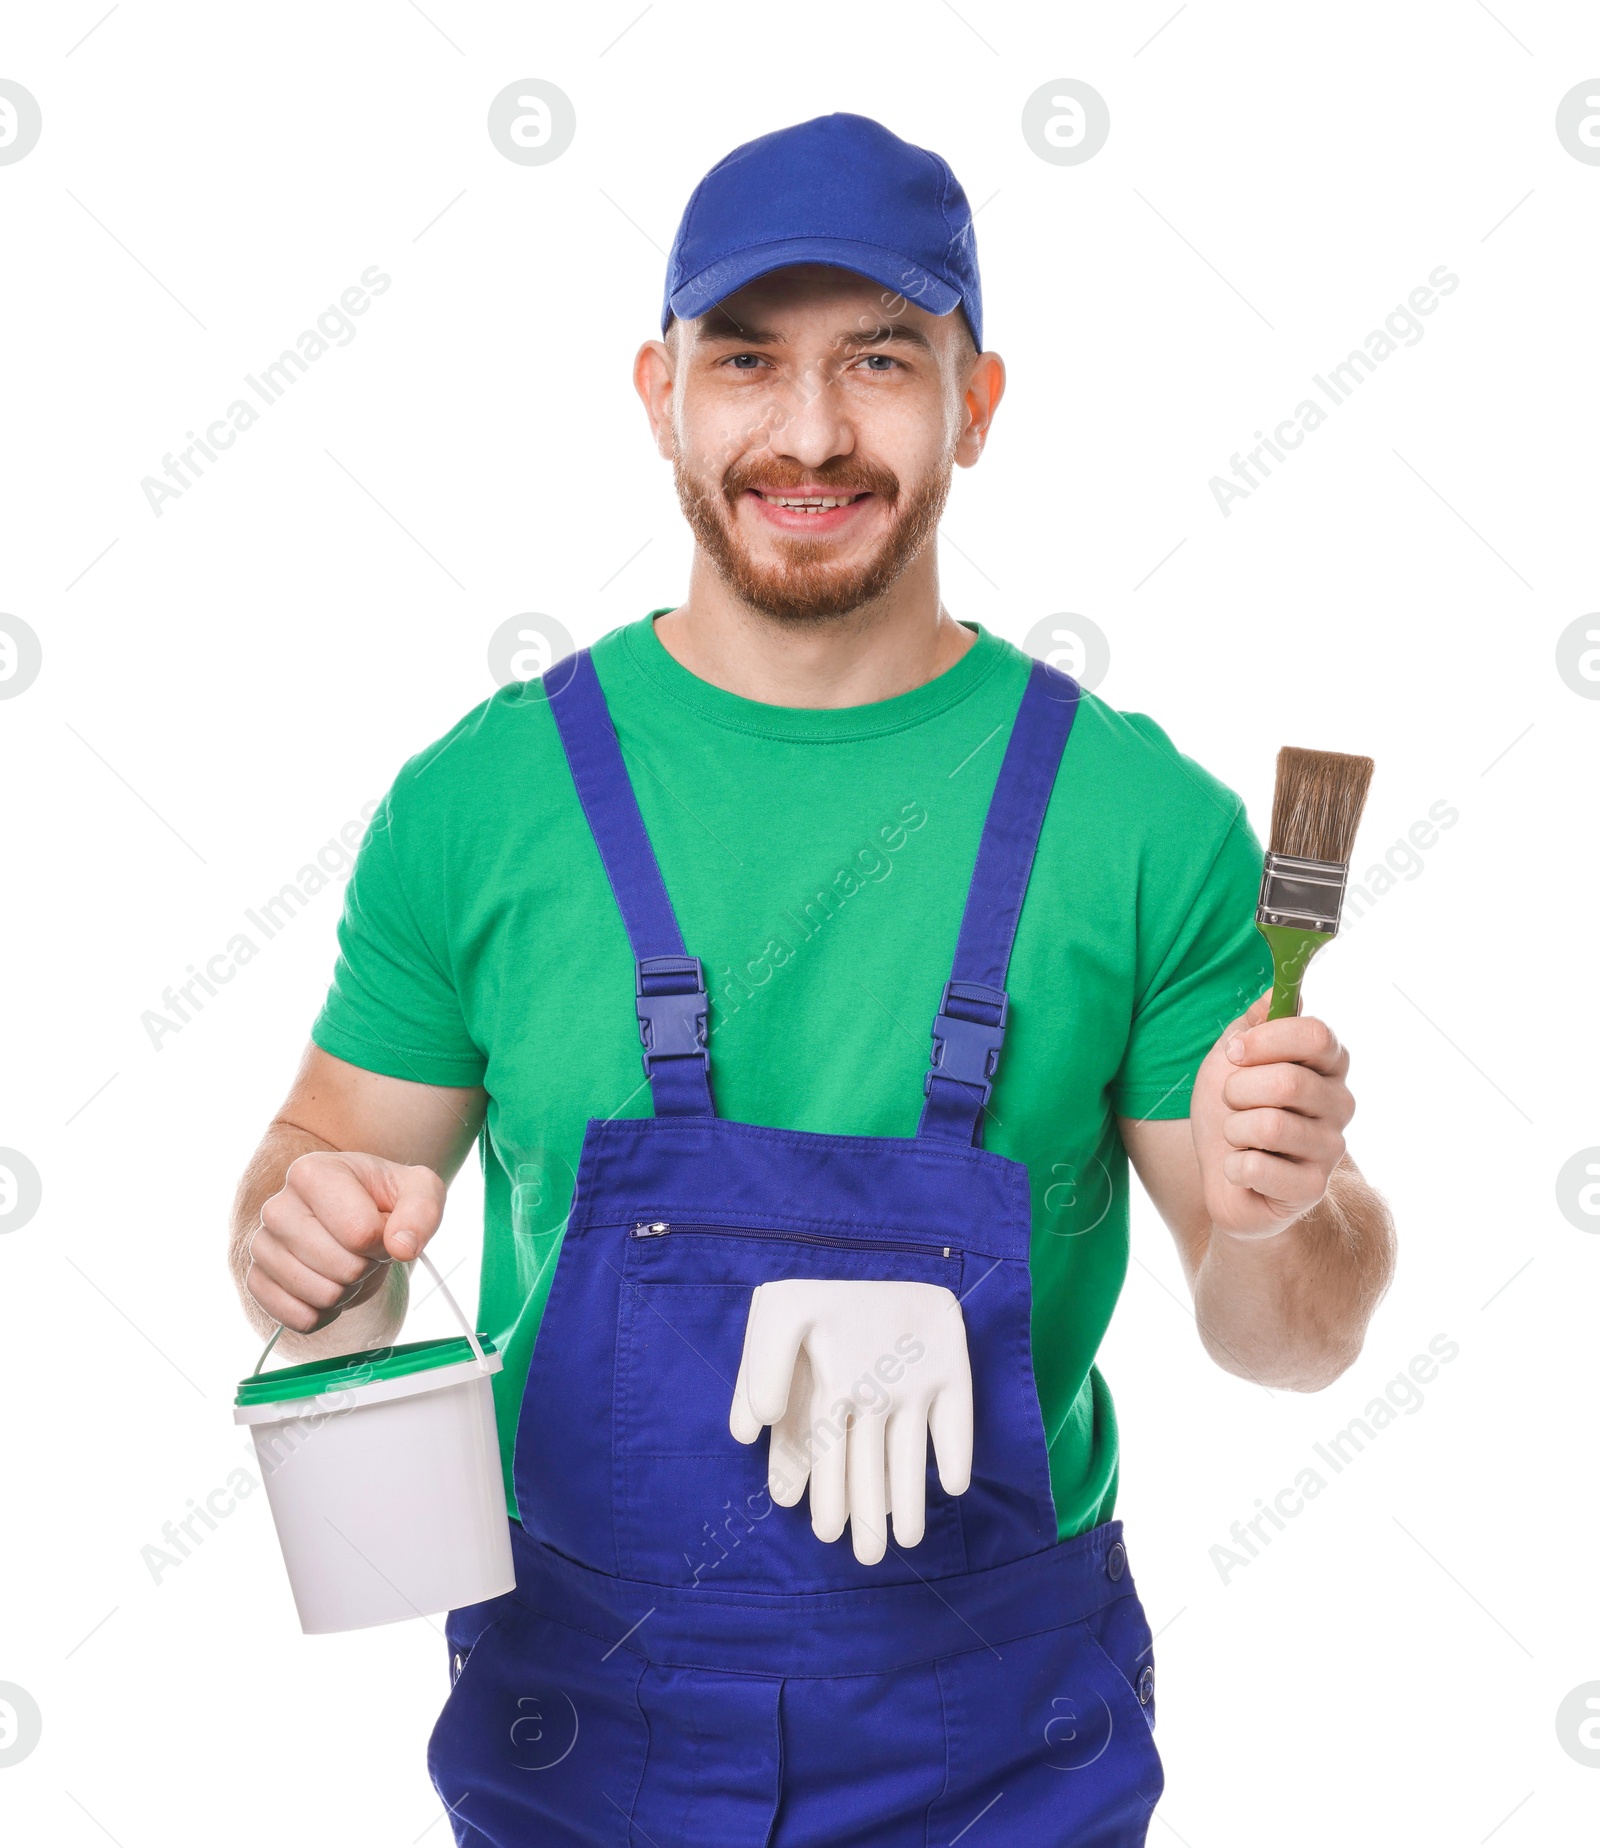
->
[235,1334,497,1409]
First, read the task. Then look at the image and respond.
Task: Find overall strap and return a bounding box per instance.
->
[919,659,1081,1147]
[547,649,714,1118]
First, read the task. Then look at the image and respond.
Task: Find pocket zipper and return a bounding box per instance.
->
[629,1220,953,1260]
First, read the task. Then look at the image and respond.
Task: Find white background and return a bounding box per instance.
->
[2,2,1596,1842]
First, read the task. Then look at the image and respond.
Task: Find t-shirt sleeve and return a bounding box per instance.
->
[1110,790,1274,1122]
[310,780,487,1089]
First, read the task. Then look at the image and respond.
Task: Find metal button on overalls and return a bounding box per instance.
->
[426,650,1165,1845]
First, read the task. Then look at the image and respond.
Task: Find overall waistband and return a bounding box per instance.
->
[505,1518,1139,1679]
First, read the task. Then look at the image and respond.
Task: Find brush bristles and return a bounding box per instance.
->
[1267,747,1375,866]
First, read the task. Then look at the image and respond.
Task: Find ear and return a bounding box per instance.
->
[634,338,676,461]
[954,351,1006,468]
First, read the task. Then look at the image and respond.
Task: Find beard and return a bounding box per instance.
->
[672,447,953,625]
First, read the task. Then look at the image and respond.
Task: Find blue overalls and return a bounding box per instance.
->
[428,651,1164,1845]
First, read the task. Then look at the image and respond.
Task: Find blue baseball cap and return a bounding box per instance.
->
[662,113,983,351]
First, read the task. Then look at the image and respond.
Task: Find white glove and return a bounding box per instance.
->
[729,1278,974,1566]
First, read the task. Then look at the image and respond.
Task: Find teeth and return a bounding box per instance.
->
[760,493,859,509]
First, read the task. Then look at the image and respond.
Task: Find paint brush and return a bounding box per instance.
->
[1256,746,1375,1020]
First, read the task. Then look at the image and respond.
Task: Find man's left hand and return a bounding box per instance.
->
[1188,992,1356,1239]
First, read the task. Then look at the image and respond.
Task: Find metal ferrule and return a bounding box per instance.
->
[1256,851,1349,935]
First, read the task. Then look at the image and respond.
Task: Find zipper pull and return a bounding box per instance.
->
[631,1220,671,1238]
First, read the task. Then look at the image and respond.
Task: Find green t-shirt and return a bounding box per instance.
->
[311,614,1272,1539]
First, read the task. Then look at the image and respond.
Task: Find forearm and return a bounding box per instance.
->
[1191,1156,1395,1392]
[229,1120,410,1361]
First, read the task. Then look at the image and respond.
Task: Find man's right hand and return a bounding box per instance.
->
[245,1150,446,1334]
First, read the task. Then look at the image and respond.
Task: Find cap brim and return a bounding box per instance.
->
[666,236,963,331]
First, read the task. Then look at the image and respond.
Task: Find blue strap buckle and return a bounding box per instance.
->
[924,979,1009,1103]
[635,955,709,1076]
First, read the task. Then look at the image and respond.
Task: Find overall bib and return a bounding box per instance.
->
[428,652,1165,1846]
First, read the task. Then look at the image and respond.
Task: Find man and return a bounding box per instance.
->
[232,113,1394,1844]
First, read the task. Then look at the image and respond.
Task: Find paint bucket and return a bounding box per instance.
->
[232,1254,514,1634]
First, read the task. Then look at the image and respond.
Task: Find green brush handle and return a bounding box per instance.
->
[1257,923,1333,1021]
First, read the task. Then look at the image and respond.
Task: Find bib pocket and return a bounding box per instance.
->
[615,1222,968,1588]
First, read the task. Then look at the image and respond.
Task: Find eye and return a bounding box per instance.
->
[722,353,767,371]
[854,352,901,372]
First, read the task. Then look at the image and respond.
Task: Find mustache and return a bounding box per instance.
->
[721,455,901,504]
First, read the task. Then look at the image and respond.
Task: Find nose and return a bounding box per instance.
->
[762,364,856,473]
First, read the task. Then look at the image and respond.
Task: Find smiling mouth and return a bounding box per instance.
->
[748,489,873,512]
